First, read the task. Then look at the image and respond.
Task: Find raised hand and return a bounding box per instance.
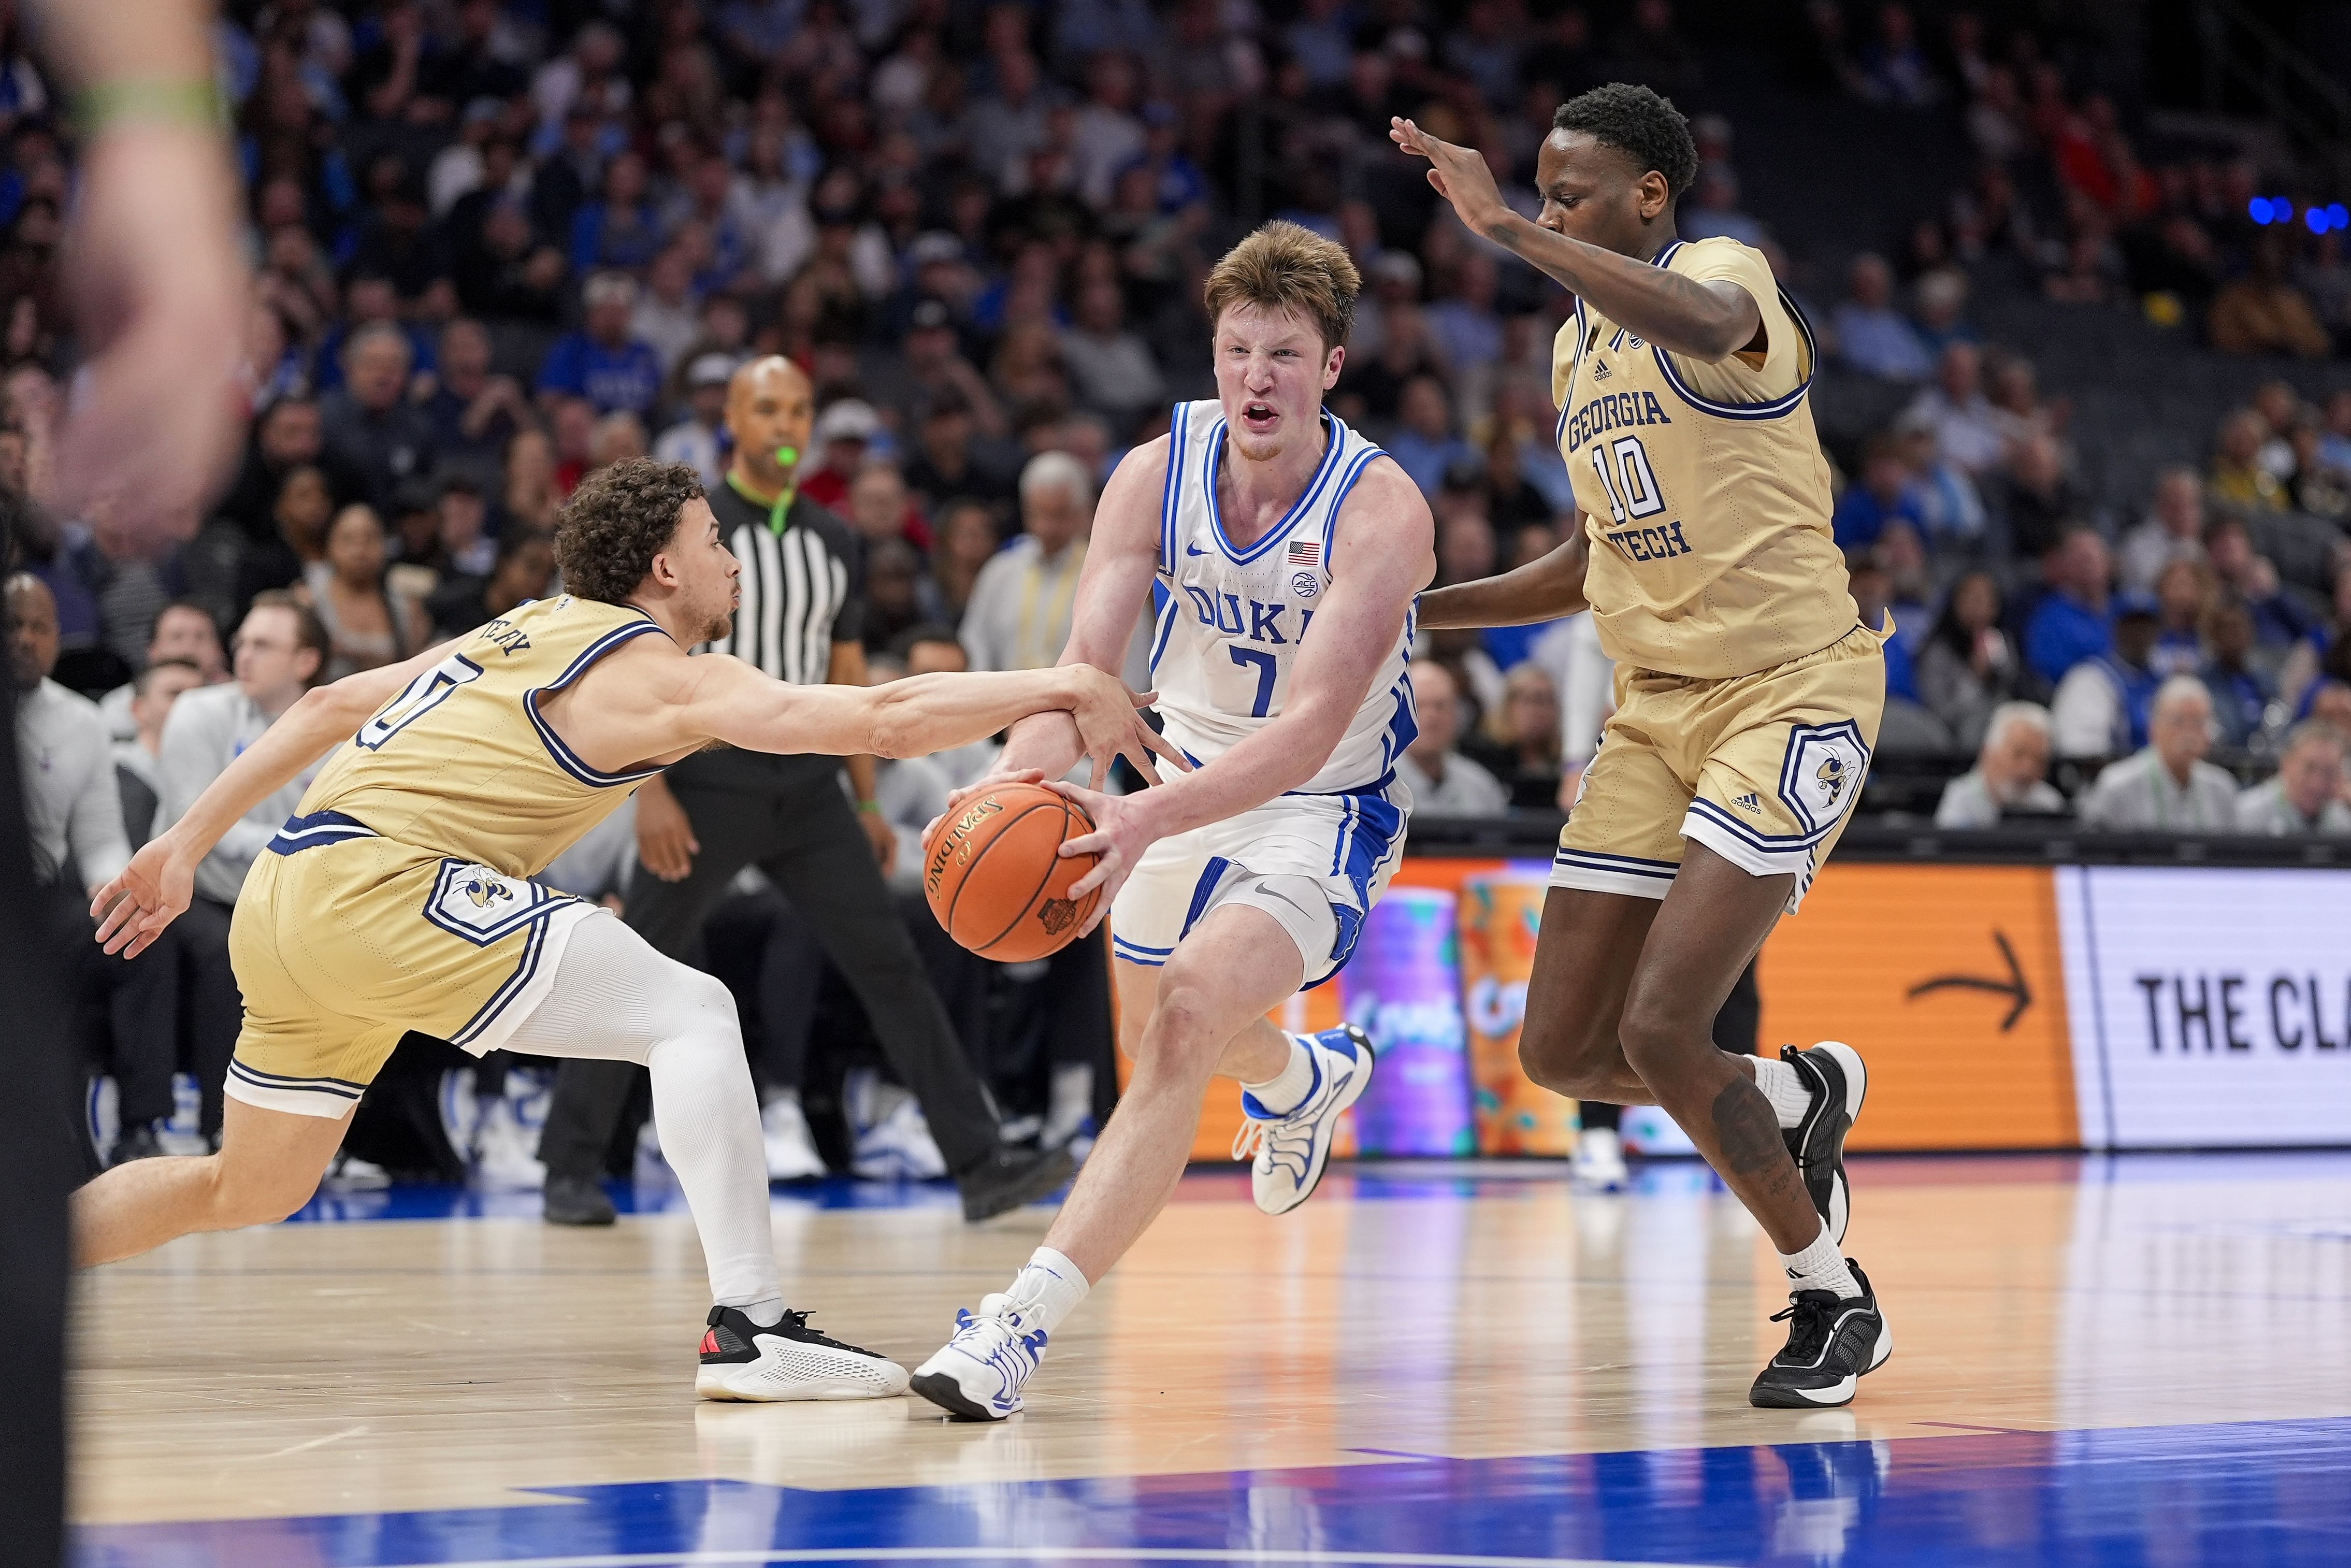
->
[1390,117,1509,237]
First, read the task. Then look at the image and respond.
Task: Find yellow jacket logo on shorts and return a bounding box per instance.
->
[464,874,515,910]
[1816,754,1848,805]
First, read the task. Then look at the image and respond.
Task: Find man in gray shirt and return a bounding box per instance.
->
[1394,660,1510,816]
[151,589,331,1147]
[2080,676,2241,831]
[1935,701,2067,828]
[2236,721,2351,836]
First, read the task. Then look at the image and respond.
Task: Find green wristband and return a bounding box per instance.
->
[76,80,228,138]
[855,799,883,815]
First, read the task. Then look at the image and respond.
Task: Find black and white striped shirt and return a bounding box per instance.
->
[701,481,865,684]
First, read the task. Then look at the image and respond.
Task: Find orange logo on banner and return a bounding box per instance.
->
[1458,870,1580,1155]
[1757,864,2078,1149]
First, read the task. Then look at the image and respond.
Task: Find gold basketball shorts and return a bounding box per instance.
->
[225,811,596,1117]
[1553,623,1885,914]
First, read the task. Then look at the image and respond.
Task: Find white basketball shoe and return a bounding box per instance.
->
[909,1296,1050,1421]
[1231,1024,1375,1216]
[761,1092,827,1183]
[695,1306,911,1401]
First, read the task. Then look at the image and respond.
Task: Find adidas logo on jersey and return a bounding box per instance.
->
[1590,360,1612,380]
[1732,793,1763,814]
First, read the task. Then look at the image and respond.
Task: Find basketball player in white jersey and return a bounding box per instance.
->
[910,222,1436,1420]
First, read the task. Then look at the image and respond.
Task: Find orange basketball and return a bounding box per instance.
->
[922,782,1101,961]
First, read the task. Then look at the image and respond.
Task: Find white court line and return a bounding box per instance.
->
[244,1425,370,1463]
[376,1550,1733,1568]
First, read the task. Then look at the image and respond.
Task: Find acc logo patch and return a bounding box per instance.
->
[1776,721,1870,835]
[1291,572,1319,598]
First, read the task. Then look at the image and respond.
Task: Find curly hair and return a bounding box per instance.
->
[1553,83,1699,200]
[553,458,706,605]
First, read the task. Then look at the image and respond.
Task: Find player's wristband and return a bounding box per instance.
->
[855,799,883,815]
[75,80,228,138]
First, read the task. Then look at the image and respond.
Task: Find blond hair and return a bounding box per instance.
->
[1202,220,1362,353]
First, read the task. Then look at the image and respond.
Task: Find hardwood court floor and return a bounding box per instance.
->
[71,1154,2351,1566]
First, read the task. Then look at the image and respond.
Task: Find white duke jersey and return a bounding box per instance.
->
[1146,399,1416,794]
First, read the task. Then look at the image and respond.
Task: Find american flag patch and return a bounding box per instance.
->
[1287,540,1322,568]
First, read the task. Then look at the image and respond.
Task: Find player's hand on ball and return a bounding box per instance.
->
[1389,117,1508,237]
[91,836,196,959]
[924,768,1046,854]
[1066,668,1191,791]
[1046,782,1146,925]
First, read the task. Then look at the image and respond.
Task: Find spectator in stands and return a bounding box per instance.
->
[629,246,702,375]
[1830,433,1923,551]
[847,462,923,554]
[1991,431,2082,560]
[2287,416,2351,524]
[2150,559,2213,679]
[2118,467,2209,593]
[2199,598,2273,749]
[2079,675,2239,830]
[1468,662,1565,811]
[1916,570,2025,751]
[567,149,662,275]
[1904,342,2005,477]
[1831,253,1932,382]
[1386,376,1477,499]
[2209,408,2289,513]
[1936,702,2064,827]
[931,498,1006,624]
[320,323,435,511]
[1910,268,1975,353]
[2238,721,2351,835]
[426,529,555,641]
[536,270,664,419]
[652,353,737,486]
[2052,592,2162,760]
[96,600,225,742]
[420,318,528,485]
[1059,279,1163,438]
[111,659,204,845]
[963,451,1092,674]
[797,398,881,513]
[1394,660,1509,816]
[2209,232,2332,360]
[2204,516,2318,650]
[2025,526,2114,685]
[304,505,430,680]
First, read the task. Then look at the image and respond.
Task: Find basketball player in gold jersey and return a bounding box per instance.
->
[80,458,1177,1401]
[1394,85,1892,1407]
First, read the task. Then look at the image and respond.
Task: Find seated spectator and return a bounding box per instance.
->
[321,323,437,510]
[426,529,556,640]
[795,398,881,514]
[1890,407,1986,545]
[2150,559,2213,679]
[1831,434,1924,551]
[903,393,1019,518]
[419,318,528,485]
[862,539,947,658]
[1394,661,1510,816]
[1059,279,1164,439]
[963,451,1093,673]
[652,353,737,486]
[2079,675,2239,830]
[1466,661,1565,811]
[588,410,648,474]
[1678,166,1768,248]
[1830,252,1932,381]
[2205,516,2319,649]
[237,463,341,603]
[931,498,1005,624]
[847,462,927,553]
[111,659,206,846]
[2117,467,2208,593]
[1904,342,2006,477]
[2237,721,2351,835]
[1911,267,1976,353]
[567,149,665,275]
[2287,416,2351,524]
[2198,598,2273,749]
[2052,591,2161,759]
[2209,409,2288,513]
[97,599,226,743]
[536,271,665,419]
[1916,570,2026,752]
[1385,376,1477,498]
[630,246,703,374]
[436,473,497,578]
[1991,431,2082,560]
[1845,550,1917,701]
[1937,703,2066,828]
[2024,526,2114,686]
[2209,232,2331,360]
[304,505,430,680]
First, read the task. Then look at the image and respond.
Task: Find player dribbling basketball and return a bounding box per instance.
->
[908,222,1436,1421]
[1397,85,1892,1408]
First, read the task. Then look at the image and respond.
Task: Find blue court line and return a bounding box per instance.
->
[75,1416,2351,1568]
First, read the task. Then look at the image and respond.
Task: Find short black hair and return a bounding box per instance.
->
[555,458,706,605]
[1552,83,1699,200]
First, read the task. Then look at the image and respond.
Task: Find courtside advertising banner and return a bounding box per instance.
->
[2057,866,2351,1149]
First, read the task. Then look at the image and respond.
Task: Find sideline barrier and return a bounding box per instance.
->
[1136,827,2351,1160]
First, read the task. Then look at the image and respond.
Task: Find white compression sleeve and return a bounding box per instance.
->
[502,912,780,1311]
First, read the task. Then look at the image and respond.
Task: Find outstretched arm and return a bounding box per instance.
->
[91,639,462,956]
[1390,118,1761,362]
[991,436,1171,785]
[1418,527,1591,629]
[1054,459,1436,920]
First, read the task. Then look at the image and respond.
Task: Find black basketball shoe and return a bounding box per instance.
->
[1781,1043,1867,1246]
[696,1305,911,1401]
[956,1141,1076,1223]
[1749,1261,1893,1408]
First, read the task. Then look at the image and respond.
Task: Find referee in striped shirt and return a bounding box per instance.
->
[537,358,1072,1223]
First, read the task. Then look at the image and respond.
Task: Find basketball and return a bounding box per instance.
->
[923,782,1101,961]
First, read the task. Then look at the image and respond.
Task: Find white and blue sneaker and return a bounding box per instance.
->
[910,1294,1048,1421]
[1231,1024,1375,1216]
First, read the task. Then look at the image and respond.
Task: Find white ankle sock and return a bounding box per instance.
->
[1241,1035,1317,1117]
[740,1298,785,1327]
[1749,1054,1813,1130]
[1003,1246,1089,1334]
[1778,1221,1859,1300]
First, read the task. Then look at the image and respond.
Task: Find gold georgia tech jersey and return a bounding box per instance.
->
[1552,236,1858,679]
[294,595,672,879]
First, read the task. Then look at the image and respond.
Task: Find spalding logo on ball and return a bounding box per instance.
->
[924,782,1101,961]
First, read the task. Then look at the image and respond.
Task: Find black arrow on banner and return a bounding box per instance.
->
[1906,930,2032,1032]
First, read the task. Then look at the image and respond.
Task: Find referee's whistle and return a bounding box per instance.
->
[774,445,800,467]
